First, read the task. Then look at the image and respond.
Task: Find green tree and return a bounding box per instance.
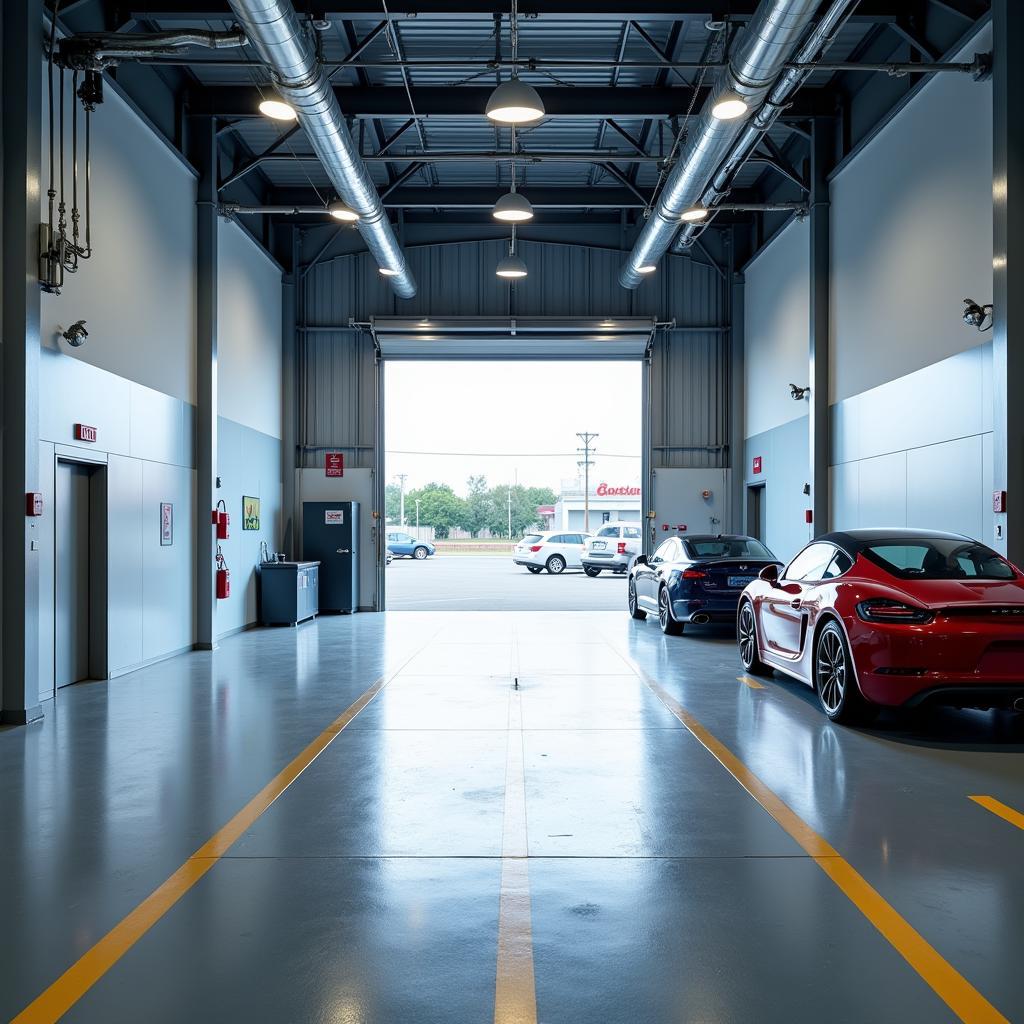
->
[464,475,494,537]
[406,482,468,540]
[384,482,402,523]
[485,484,556,538]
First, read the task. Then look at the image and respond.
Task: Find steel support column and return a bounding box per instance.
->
[193,117,219,648]
[1,0,43,724]
[282,226,298,557]
[993,0,1024,562]
[808,118,832,537]
[729,232,746,534]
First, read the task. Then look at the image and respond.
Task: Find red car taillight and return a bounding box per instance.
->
[681,570,706,579]
[617,542,627,554]
[856,598,933,624]
[529,545,543,552]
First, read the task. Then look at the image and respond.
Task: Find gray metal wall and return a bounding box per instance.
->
[299,239,729,473]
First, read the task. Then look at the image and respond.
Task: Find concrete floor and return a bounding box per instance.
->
[2,612,1023,1023]
[386,554,627,610]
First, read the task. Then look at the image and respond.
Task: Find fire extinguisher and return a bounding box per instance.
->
[212,498,229,539]
[216,546,231,599]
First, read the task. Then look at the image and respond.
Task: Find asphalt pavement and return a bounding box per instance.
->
[385,554,629,611]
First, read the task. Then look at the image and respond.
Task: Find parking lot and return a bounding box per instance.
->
[386,554,627,611]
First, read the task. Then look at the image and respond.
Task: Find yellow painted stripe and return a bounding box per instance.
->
[13,646,428,1024]
[970,795,1024,832]
[494,667,538,1024]
[622,654,1008,1024]
[737,674,766,690]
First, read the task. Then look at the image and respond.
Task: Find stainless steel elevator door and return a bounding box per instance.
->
[56,462,92,688]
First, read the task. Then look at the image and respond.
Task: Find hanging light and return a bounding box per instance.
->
[258,98,297,121]
[328,200,360,222]
[681,207,709,222]
[379,267,398,277]
[496,227,528,279]
[492,190,534,222]
[486,77,545,125]
[710,90,749,120]
[637,264,657,275]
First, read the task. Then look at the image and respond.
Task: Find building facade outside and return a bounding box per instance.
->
[542,478,642,532]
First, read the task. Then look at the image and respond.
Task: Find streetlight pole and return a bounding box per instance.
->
[576,432,598,533]
[397,473,407,527]
[416,498,420,533]
[507,484,512,539]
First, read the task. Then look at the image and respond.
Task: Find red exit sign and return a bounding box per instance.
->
[74,423,98,443]
[325,452,344,478]
[752,456,762,475]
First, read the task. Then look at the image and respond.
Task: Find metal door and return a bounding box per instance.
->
[55,462,92,687]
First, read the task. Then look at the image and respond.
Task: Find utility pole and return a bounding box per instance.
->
[576,432,598,533]
[397,473,407,527]
[507,484,513,539]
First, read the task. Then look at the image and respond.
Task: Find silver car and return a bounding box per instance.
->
[582,522,643,576]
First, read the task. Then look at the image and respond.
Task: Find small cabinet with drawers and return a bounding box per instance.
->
[259,561,320,626]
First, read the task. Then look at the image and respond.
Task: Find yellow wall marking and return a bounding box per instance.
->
[13,643,431,1024]
[737,674,765,690]
[494,639,538,1024]
[970,795,1024,832]
[620,653,1008,1024]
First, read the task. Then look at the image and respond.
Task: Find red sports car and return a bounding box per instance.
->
[737,529,1024,723]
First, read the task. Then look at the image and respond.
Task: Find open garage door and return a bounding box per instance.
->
[369,316,656,360]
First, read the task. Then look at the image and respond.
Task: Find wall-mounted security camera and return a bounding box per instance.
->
[962,298,993,332]
[802,483,811,496]
[61,319,89,347]
[789,384,810,400]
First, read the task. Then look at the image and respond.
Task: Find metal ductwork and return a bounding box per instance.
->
[618,0,825,289]
[675,0,860,251]
[226,0,417,298]
[58,30,247,70]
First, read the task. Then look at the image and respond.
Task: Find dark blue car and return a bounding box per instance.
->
[386,530,436,560]
[627,534,782,635]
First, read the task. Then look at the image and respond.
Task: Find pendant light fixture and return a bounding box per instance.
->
[496,225,528,279]
[493,127,534,222]
[485,0,544,126]
[328,200,360,222]
[258,97,297,121]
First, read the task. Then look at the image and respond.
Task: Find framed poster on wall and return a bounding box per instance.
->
[160,502,173,546]
[243,496,260,531]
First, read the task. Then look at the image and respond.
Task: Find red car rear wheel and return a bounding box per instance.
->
[815,620,874,725]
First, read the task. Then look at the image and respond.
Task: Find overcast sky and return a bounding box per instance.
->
[386,361,642,496]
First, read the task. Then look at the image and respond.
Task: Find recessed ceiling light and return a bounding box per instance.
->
[492,190,535,222]
[259,98,297,121]
[681,207,709,222]
[486,77,545,125]
[637,264,657,275]
[328,200,359,222]
[711,91,749,120]
[496,253,529,279]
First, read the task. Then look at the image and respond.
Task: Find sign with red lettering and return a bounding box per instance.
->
[325,452,344,478]
[596,483,641,496]
[74,423,98,443]
[752,456,762,475]
[994,490,1007,513]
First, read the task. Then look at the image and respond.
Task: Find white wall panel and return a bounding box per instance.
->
[650,469,729,544]
[37,443,56,703]
[38,62,197,403]
[107,455,145,675]
[129,382,191,467]
[218,218,284,440]
[857,451,907,529]
[743,217,810,438]
[829,26,993,402]
[830,461,859,532]
[906,436,984,538]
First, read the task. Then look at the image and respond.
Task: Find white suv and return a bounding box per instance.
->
[582,522,643,576]
[512,531,590,574]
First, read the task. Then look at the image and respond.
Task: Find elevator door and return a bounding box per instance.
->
[56,462,94,688]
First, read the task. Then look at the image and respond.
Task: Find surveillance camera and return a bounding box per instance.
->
[789,384,810,401]
[963,298,993,331]
[61,319,89,347]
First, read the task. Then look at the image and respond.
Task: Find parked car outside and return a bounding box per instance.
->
[737,529,1024,724]
[582,522,643,576]
[628,534,781,635]
[512,530,590,574]
[386,531,436,560]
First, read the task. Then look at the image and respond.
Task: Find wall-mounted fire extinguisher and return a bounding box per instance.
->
[212,498,229,539]
[216,545,230,599]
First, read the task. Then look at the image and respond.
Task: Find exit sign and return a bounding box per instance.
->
[752,456,762,475]
[74,423,98,443]
[325,452,344,478]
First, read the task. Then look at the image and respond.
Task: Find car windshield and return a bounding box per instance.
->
[686,538,774,559]
[597,526,619,537]
[864,539,1016,581]
[522,534,542,544]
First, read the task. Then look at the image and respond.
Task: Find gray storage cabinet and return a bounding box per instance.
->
[302,501,360,612]
[259,561,320,626]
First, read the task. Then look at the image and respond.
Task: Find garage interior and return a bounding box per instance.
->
[1,0,1021,1021]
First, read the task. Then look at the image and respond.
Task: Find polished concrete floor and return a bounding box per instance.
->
[2,612,1023,1022]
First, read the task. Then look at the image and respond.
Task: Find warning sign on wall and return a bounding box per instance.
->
[325,452,344,477]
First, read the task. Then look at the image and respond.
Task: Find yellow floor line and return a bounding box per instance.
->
[969,795,1024,832]
[620,651,1008,1024]
[737,674,766,689]
[12,642,433,1024]
[493,636,538,1024]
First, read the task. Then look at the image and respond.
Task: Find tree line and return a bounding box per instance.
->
[386,476,557,539]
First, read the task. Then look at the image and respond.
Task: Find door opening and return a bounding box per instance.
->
[55,459,107,689]
[747,484,767,543]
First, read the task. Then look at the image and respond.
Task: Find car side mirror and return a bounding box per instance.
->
[633,554,648,566]
[759,563,780,585]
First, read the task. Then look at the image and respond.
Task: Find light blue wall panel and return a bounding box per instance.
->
[107,455,145,676]
[216,417,283,637]
[858,451,908,529]
[907,436,984,538]
[37,443,56,703]
[128,382,192,467]
[830,461,859,532]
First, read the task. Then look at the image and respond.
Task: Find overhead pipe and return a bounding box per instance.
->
[675,0,862,251]
[57,30,247,70]
[225,0,417,297]
[619,0,825,288]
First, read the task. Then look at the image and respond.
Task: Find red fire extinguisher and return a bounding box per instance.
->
[216,546,230,599]
[212,498,229,539]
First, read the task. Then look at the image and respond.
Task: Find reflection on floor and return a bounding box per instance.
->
[2,612,1022,1023]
